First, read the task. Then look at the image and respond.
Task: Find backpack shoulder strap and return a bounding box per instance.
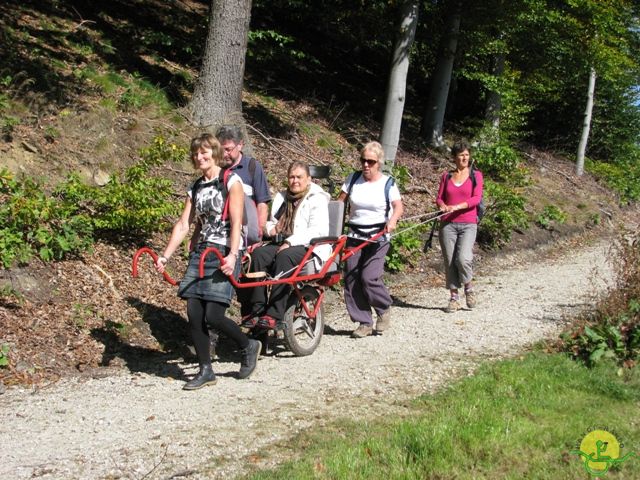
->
[469,165,477,189]
[248,157,257,178]
[220,168,233,222]
[346,171,362,197]
[190,176,204,202]
[384,176,395,219]
[342,171,362,232]
[189,176,205,224]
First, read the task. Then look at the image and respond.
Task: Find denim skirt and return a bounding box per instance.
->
[177,243,240,305]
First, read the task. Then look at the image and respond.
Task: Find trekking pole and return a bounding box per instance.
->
[401,210,442,222]
[388,211,448,239]
[423,220,438,253]
[421,211,449,252]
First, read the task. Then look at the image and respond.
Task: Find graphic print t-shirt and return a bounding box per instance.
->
[188,173,242,250]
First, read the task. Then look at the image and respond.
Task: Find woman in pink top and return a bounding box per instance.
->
[436,141,484,313]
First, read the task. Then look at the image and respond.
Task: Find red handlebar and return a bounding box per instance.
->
[198,246,228,282]
[132,247,178,286]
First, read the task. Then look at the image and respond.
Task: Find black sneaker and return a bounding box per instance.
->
[238,339,261,379]
[183,365,217,390]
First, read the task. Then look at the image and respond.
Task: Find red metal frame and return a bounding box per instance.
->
[198,229,386,289]
[131,246,178,286]
[294,286,325,319]
[131,230,387,319]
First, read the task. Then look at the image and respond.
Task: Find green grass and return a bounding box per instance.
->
[245,354,640,479]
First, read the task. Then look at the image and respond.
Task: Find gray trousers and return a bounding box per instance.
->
[343,239,392,325]
[439,222,477,290]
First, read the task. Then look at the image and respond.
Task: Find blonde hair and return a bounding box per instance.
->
[190,133,224,168]
[361,141,385,166]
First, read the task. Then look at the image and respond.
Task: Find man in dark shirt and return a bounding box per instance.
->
[215,125,272,322]
[216,125,271,237]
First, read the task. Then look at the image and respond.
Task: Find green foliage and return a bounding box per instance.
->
[105,320,130,338]
[74,68,127,94]
[70,303,94,330]
[0,92,9,110]
[0,344,9,367]
[0,136,185,267]
[1,115,19,141]
[58,136,184,236]
[44,126,60,142]
[390,164,410,193]
[536,204,567,230]
[473,140,524,183]
[586,148,640,204]
[119,76,171,113]
[0,168,94,268]
[558,230,640,368]
[468,139,531,248]
[248,30,308,61]
[386,222,430,272]
[0,283,23,302]
[140,30,174,48]
[561,323,626,367]
[139,135,189,166]
[73,67,171,113]
[477,179,528,248]
[0,92,20,141]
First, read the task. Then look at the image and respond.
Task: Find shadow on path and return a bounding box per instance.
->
[392,295,443,311]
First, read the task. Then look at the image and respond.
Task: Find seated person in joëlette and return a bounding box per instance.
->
[241,161,331,329]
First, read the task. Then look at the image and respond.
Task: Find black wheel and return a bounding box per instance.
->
[282,286,324,356]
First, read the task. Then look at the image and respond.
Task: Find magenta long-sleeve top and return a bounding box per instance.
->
[436,170,484,223]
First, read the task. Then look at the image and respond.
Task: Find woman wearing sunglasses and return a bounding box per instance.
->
[338,141,404,338]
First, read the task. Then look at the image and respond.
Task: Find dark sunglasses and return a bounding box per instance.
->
[360,158,377,166]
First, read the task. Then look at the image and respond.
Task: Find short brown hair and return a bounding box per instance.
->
[190,133,224,168]
[451,140,471,157]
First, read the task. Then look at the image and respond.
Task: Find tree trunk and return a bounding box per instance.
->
[380,1,419,166]
[189,0,252,128]
[576,67,596,176]
[485,52,505,131]
[420,0,462,148]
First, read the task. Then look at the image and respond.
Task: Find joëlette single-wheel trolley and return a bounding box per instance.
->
[133,199,372,356]
[132,196,446,356]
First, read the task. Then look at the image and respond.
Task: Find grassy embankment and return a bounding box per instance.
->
[244,228,640,480]
[245,353,640,479]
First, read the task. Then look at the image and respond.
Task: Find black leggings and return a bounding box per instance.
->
[186,298,249,365]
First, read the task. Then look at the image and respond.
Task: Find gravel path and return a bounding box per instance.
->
[0,239,613,480]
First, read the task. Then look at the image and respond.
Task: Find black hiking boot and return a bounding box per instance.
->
[183,364,217,390]
[238,339,261,379]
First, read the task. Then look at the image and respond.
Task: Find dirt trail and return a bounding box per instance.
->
[0,238,613,480]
